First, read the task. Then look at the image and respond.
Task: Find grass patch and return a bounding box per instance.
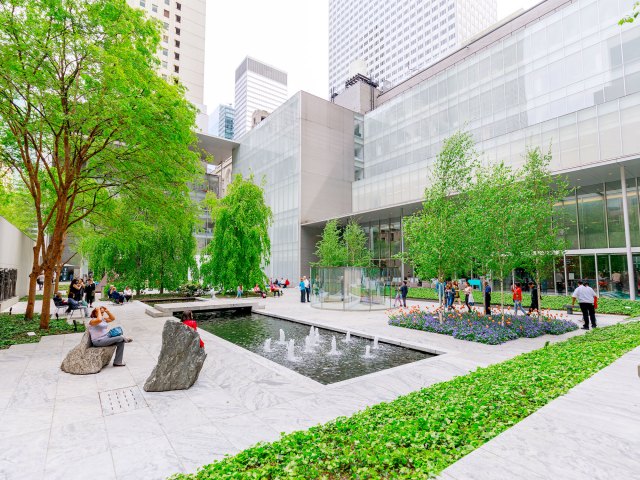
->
[19,290,68,301]
[170,320,640,480]
[407,287,640,316]
[0,313,84,349]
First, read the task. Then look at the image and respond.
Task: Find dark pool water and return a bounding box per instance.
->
[182,310,434,384]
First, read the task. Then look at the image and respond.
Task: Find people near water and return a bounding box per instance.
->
[87,306,132,366]
[123,286,133,303]
[84,277,96,308]
[512,282,526,316]
[400,280,409,308]
[484,280,492,315]
[528,281,539,314]
[464,282,474,312]
[270,280,282,297]
[571,280,598,330]
[108,285,125,304]
[284,278,290,288]
[253,283,267,298]
[181,310,204,348]
[303,276,311,302]
[299,277,306,303]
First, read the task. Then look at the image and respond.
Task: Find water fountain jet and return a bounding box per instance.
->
[264,338,272,352]
[342,331,351,343]
[328,336,340,355]
[364,345,373,358]
[287,339,296,361]
[278,328,286,345]
[373,336,380,349]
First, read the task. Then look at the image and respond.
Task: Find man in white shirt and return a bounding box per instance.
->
[571,281,597,330]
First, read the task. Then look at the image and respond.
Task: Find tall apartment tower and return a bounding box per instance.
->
[234,57,288,139]
[328,0,497,94]
[210,104,235,139]
[129,0,207,130]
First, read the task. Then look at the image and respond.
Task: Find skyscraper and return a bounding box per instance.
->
[129,0,207,130]
[328,0,497,94]
[234,57,288,139]
[210,104,235,139]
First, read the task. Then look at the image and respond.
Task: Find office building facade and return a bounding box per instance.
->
[234,57,288,139]
[130,0,208,130]
[232,0,640,298]
[211,104,235,139]
[328,0,497,95]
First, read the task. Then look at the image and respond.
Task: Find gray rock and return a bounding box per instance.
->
[60,331,116,375]
[143,320,206,392]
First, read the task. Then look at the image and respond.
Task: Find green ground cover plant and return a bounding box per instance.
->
[0,313,84,349]
[170,321,640,480]
[406,287,640,316]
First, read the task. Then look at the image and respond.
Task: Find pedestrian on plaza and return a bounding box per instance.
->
[484,280,492,315]
[37,272,44,291]
[400,280,408,308]
[181,310,204,348]
[464,282,474,312]
[453,280,462,306]
[435,278,445,305]
[571,280,598,330]
[84,277,96,308]
[444,282,453,310]
[528,281,539,314]
[512,282,526,316]
[236,285,243,298]
[304,276,311,302]
[393,283,402,307]
[299,277,306,303]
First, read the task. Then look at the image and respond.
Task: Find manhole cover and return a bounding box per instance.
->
[99,386,147,416]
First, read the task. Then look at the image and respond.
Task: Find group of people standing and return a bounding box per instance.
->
[299,276,311,303]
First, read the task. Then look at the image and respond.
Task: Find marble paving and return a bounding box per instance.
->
[0,292,631,480]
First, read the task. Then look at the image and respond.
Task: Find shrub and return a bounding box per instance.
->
[169,321,640,480]
[0,313,84,349]
[179,283,207,297]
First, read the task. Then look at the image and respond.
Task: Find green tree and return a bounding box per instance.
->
[200,174,273,291]
[344,220,372,267]
[619,2,639,24]
[468,161,525,321]
[517,147,569,311]
[313,219,347,267]
[0,0,201,327]
[401,131,477,312]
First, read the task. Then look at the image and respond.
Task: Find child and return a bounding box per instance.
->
[181,310,204,348]
[393,285,402,307]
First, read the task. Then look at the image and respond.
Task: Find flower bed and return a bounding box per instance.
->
[387,306,578,344]
[169,321,640,480]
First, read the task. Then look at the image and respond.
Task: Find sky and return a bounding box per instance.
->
[202,0,541,113]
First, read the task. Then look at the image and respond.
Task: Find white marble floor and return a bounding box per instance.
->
[0,292,630,480]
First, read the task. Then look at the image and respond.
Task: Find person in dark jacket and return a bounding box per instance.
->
[400,281,409,308]
[84,277,96,308]
[528,282,539,313]
[484,280,492,315]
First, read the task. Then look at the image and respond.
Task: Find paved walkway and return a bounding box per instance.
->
[0,292,631,480]
[440,346,640,480]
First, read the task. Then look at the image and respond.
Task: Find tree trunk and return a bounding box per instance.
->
[39,269,54,329]
[500,276,505,326]
[25,243,42,320]
[536,269,541,318]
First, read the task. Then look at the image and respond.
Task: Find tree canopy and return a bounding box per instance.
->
[200,174,273,290]
[313,219,371,267]
[0,0,201,326]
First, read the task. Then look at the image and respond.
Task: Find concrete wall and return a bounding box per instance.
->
[0,216,35,310]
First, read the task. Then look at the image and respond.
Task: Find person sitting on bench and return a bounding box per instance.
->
[87,307,132,367]
[108,285,125,304]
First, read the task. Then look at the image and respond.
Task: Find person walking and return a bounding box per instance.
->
[299,277,306,303]
[399,280,408,308]
[453,280,462,306]
[571,280,598,330]
[528,282,539,314]
[393,284,402,307]
[464,282,474,313]
[484,280,492,315]
[303,276,311,302]
[512,282,526,316]
[236,285,243,298]
[84,277,96,308]
[37,273,44,291]
[444,282,453,310]
[435,279,445,306]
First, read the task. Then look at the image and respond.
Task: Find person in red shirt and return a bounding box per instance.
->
[181,310,204,348]
[512,282,526,316]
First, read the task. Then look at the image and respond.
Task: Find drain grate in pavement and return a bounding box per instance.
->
[99,386,147,416]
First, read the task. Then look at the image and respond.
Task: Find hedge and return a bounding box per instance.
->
[169,320,640,480]
[407,287,640,316]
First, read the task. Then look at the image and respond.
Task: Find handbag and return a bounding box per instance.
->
[107,326,123,337]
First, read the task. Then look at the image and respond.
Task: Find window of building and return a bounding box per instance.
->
[174,52,180,60]
[175,14,181,23]
[162,34,168,43]
[163,22,169,30]
[163,9,169,17]
[162,48,168,56]
[176,2,181,10]
[164,0,169,4]
[174,40,180,48]
[152,4,158,12]
[174,65,180,73]
[162,60,168,68]
[175,27,180,35]
[139,0,146,6]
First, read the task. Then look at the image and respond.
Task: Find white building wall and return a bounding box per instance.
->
[0,216,35,311]
[328,0,497,94]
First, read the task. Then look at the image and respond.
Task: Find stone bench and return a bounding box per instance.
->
[60,331,116,374]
